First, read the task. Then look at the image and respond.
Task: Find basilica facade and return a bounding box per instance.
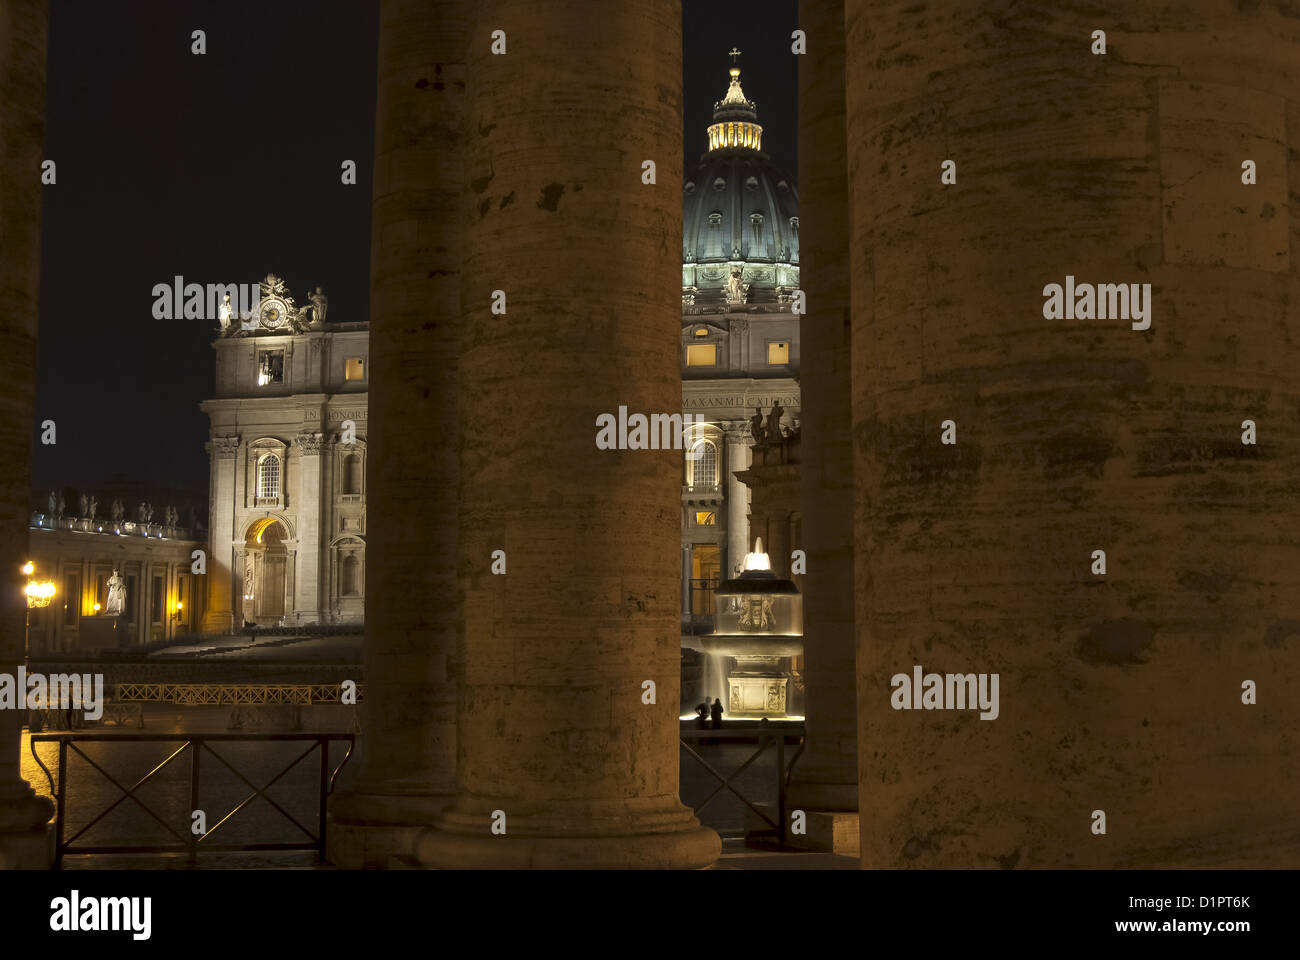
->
[680,59,802,627]
[201,276,368,630]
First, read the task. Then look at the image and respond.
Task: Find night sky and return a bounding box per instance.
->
[34,0,797,503]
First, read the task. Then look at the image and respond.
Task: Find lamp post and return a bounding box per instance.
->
[23,561,55,659]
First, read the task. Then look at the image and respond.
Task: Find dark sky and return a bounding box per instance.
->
[35,0,797,501]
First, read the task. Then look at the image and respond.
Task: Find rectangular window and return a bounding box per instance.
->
[345,357,366,381]
[151,576,163,623]
[63,574,79,626]
[767,341,790,365]
[257,350,285,385]
[126,575,137,623]
[686,343,717,367]
[694,510,716,526]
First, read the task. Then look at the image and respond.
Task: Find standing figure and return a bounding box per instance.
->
[307,286,328,324]
[218,293,234,331]
[765,401,785,443]
[88,496,97,522]
[79,494,88,518]
[105,567,126,617]
[695,702,708,730]
[111,499,124,522]
[47,491,56,516]
[749,406,764,445]
[710,697,724,729]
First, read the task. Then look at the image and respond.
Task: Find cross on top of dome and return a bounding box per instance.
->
[713,49,757,121]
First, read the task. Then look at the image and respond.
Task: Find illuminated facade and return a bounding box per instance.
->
[25,520,205,653]
[201,275,368,630]
[681,56,801,628]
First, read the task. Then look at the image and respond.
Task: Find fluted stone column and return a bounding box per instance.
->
[325,0,464,868]
[724,426,751,572]
[419,0,718,869]
[787,0,859,828]
[847,1,1300,867]
[0,0,52,869]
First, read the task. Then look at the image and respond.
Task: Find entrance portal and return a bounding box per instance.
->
[244,519,289,624]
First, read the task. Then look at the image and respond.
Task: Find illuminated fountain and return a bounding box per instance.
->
[683,538,802,718]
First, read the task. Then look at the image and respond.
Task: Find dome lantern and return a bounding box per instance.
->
[707,49,763,153]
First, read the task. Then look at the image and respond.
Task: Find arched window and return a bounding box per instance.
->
[257,455,280,499]
[341,554,360,596]
[342,454,361,495]
[689,440,717,488]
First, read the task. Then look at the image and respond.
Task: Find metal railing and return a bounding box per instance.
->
[680,722,805,844]
[29,732,355,868]
[113,682,364,705]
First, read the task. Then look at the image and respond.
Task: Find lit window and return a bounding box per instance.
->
[694,327,709,337]
[686,344,716,367]
[257,350,284,386]
[345,357,366,381]
[695,510,716,526]
[258,455,280,499]
[689,441,717,487]
[768,341,789,365]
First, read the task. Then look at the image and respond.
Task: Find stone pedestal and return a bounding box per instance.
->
[417,0,717,870]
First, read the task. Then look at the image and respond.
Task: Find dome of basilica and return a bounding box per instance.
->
[683,60,799,308]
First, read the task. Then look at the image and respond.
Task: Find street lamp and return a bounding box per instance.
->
[23,560,55,658]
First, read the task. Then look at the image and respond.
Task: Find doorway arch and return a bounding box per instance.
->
[244,517,289,623]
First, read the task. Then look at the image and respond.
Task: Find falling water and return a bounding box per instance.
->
[700,652,728,709]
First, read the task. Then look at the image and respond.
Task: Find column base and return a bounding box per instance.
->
[786,779,858,813]
[0,790,55,869]
[326,787,452,869]
[743,802,860,857]
[417,823,720,870]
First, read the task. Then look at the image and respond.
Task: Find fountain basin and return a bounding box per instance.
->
[681,634,803,658]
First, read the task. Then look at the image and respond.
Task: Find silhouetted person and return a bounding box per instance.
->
[710,698,723,729]
[695,702,708,729]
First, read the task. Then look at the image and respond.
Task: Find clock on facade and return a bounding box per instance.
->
[259,297,289,329]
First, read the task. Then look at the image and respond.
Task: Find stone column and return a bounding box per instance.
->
[419,0,718,869]
[847,1,1300,867]
[203,437,239,633]
[293,433,323,623]
[681,545,691,617]
[0,0,51,869]
[786,0,859,841]
[325,0,464,868]
[724,425,752,572]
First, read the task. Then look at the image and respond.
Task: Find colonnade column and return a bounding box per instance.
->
[418,0,718,869]
[846,0,1300,866]
[785,0,859,840]
[325,0,465,867]
[0,0,52,869]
